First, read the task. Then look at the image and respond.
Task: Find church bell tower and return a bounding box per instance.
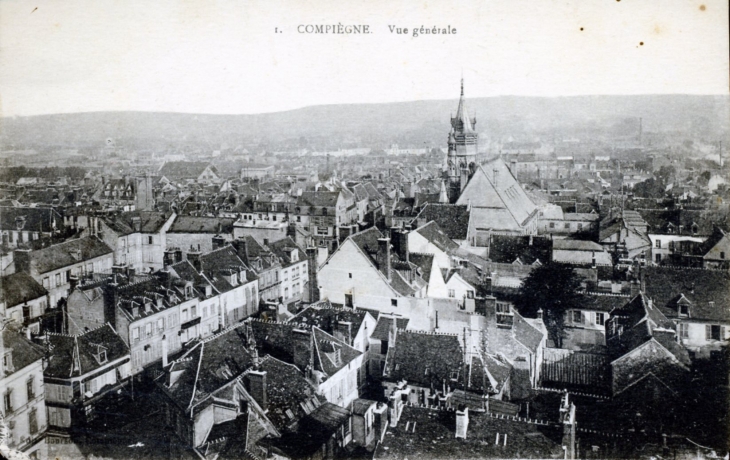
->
[447,79,478,203]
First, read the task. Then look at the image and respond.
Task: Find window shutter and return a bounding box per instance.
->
[706,324,712,339]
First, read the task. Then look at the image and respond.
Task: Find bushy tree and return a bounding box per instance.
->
[513,262,586,348]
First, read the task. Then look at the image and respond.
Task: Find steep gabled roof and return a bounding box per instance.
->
[642,266,730,322]
[413,221,459,253]
[385,330,464,388]
[0,272,47,307]
[45,323,130,379]
[413,204,470,240]
[456,157,538,226]
[29,236,113,274]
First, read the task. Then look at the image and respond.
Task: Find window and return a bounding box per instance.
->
[595,313,605,326]
[656,254,662,263]
[380,341,389,354]
[496,303,510,314]
[679,305,689,318]
[679,323,689,339]
[707,325,722,341]
[573,310,583,324]
[157,318,165,331]
[348,273,352,279]
[448,289,455,298]
[578,223,583,230]
[132,327,140,342]
[55,273,62,286]
[722,252,726,260]
[564,223,570,229]
[182,309,189,321]
[655,240,662,249]
[148,236,154,245]
[466,290,474,299]
[549,222,555,229]
[4,390,13,413]
[145,323,152,337]
[27,377,35,401]
[28,408,38,435]
[391,299,398,307]
[191,306,197,317]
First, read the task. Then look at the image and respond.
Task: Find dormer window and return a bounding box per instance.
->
[95,346,108,364]
[679,304,690,318]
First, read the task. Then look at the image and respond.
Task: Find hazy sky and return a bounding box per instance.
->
[1,0,728,117]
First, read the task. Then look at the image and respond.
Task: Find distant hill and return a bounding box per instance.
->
[1,94,727,150]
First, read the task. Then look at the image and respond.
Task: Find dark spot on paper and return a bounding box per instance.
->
[31,7,38,13]
[580,27,584,31]
[640,41,644,46]
[699,4,706,10]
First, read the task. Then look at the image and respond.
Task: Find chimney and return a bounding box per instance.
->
[13,248,31,273]
[639,268,646,293]
[306,247,320,302]
[591,251,596,269]
[131,216,141,232]
[626,281,638,298]
[537,308,543,320]
[187,246,202,272]
[435,310,439,330]
[246,370,268,411]
[560,394,577,460]
[455,406,469,439]
[377,237,392,281]
[162,335,169,367]
[336,321,353,345]
[493,169,499,187]
[212,234,225,250]
[233,238,250,264]
[390,228,409,264]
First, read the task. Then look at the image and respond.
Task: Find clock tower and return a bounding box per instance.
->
[446,79,478,203]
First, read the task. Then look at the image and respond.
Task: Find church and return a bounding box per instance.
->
[420,80,539,247]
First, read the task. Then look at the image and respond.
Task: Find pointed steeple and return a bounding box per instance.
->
[454,79,475,133]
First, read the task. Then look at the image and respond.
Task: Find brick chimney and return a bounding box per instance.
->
[246,370,268,411]
[377,237,392,281]
[559,393,577,460]
[212,234,226,250]
[306,247,320,302]
[391,229,409,264]
[13,248,32,274]
[187,246,202,272]
[232,238,250,264]
[455,406,469,439]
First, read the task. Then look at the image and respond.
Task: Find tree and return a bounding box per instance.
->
[513,262,586,348]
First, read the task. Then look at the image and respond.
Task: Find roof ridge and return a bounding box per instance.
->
[400,329,459,337]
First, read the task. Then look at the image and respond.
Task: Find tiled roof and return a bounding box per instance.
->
[100,211,172,235]
[413,204,470,240]
[489,235,551,265]
[512,314,545,353]
[413,221,460,253]
[456,158,538,226]
[2,326,45,377]
[0,272,47,307]
[267,237,305,268]
[44,323,130,379]
[289,302,370,341]
[385,330,464,388]
[162,325,256,409]
[310,327,362,376]
[159,161,217,180]
[29,236,113,274]
[642,266,730,322]
[347,227,418,297]
[0,206,63,232]
[607,293,690,366]
[168,216,235,234]
[371,316,409,341]
[552,239,604,251]
[374,405,562,459]
[296,191,340,208]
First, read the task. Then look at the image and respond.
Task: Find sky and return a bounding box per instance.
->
[0,0,728,117]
